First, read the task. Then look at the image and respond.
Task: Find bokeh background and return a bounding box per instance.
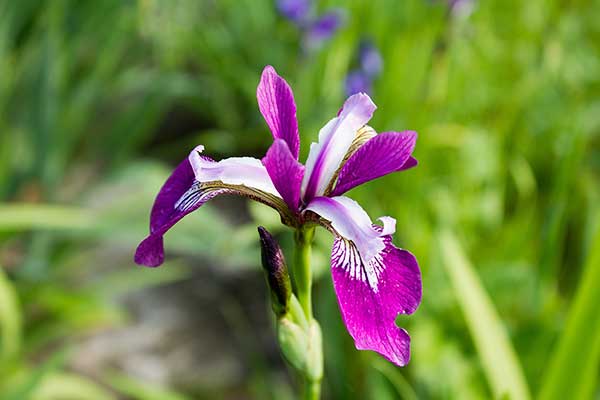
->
[1,0,599,399]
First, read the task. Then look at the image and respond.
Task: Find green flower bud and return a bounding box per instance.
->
[277,317,308,372]
[258,226,292,317]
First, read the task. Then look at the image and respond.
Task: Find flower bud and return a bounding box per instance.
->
[258,226,292,317]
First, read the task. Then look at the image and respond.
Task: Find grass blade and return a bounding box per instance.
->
[0,265,22,360]
[538,223,600,400]
[439,230,530,400]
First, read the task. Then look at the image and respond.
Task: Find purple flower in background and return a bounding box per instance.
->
[135,66,421,366]
[448,0,476,18]
[359,39,383,78]
[345,71,372,96]
[346,39,383,96]
[277,0,344,48]
[277,0,311,24]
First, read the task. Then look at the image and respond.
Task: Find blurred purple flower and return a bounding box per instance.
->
[345,39,383,95]
[304,10,344,47]
[277,0,311,24]
[135,66,421,366]
[359,39,383,78]
[345,71,371,96]
[277,0,344,48]
[448,0,475,18]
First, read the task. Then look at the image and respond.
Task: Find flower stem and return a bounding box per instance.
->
[294,226,315,319]
[293,225,322,400]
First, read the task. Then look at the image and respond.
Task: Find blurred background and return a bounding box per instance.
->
[0,0,599,399]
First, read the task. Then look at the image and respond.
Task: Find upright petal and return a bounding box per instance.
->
[257,66,300,159]
[305,196,421,366]
[262,139,305,212]
[301,94,376,202]
[331,131,417,196]
[135,146,291,268]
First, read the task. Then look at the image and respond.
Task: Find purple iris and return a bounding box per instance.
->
[135,66,422,366]
[345,39,383,96]
[277,0,344,48]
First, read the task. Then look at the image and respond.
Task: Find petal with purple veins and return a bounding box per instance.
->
[301,94,376,202]
[305,195,421,366]
[262,139,305,212]
[257,66,300,159]
[331,131,417,196]
[135,146,291,268]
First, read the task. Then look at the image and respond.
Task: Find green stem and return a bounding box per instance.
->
[294,226,315,319]
[293,225,321,400]
[303,380,321,400]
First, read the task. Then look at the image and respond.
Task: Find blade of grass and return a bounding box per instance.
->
[538,223,600,400]
[0,204,95,231]
[439,229,530,400]
[0,265,22,361]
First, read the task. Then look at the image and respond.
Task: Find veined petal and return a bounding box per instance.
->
[305,196,393,274]
[305,195,421,366]
[257,66,300,159]
[134,158,228,267]
[331,237,421,366]
[262,139,305,212]
[135,146,292,268]
[189,145,280,196]
[331,131,417,196]
[302,93,376,203]
[301,93,376,202]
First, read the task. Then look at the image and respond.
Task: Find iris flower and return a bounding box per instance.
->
[276,0,344,50]
[135,66,422,366]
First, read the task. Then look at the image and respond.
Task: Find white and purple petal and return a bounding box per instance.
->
[301,94,376,202]
[135,146,289,268]
[331,131,417,196]
[134,157,228,267]
[262,139,305,212]
[305,195,421,366]
[257,66,300,159]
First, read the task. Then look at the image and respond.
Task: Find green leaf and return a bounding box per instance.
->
[0,265,22,361]
[538,224,600,400]
[0,204,95,232]
[439,230,530,400]
[31,373,113,400]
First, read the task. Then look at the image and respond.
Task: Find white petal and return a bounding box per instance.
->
[189,146,281,197]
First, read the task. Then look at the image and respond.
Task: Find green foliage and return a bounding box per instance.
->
[0,0,598,398]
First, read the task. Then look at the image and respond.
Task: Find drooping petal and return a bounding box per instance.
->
[331,131,417,196]
[257,66,300,159]
[331,236,421,366]
[189,145,280,197]
[262,139,305,211]
[301,93,376,202]
[305,195,421,366]
[134,157,228,267]
[135,146,291,268]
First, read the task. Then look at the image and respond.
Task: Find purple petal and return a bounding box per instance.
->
[345,70,372,96]
[257,66,300,159]
[305,195,421,365]
[262,139,305,212]
[136,145,287,268]
[331,131,417,196]
[277,0,311,24]
[134,157,226,267]
[302,93,376,202]
[331,237,421,366]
